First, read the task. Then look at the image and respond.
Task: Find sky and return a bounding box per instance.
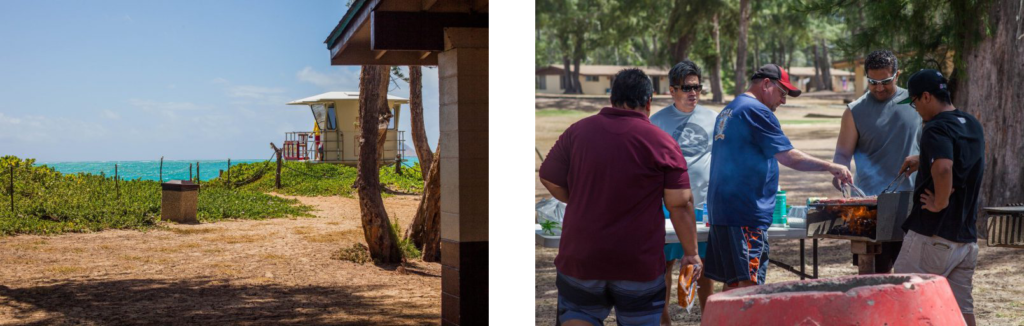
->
[0,0,440,162]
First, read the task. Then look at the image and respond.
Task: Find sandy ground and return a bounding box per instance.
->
[535,96,1024,325]
[0,194,440,325]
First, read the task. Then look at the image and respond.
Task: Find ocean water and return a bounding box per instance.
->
[38,157,421,182]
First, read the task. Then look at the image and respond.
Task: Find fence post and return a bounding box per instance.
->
[9,165,13,214]
[196,161,201,193]
[395,154,402,175]
[270,143,282,189]
[227,158,231,189]
[115,164,120,200]
[159,156,164,182]
[189,163,193,181]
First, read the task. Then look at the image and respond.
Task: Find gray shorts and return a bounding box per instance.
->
[894,230,978,315]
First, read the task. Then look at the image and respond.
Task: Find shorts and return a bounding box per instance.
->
[704,225,770,286]
[893,230,978,315]
[664,242,708,261]
[555,272,665,326]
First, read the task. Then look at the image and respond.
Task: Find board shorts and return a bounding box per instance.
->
[704,225,770,286]
[555,272,665,326]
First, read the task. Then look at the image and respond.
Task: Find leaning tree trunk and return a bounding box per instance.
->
[957,0,1024,238]
[819,38,833,91]
[409,66,434,175]
[562,56,574,94]
[710,12,724,103]
[812,44,825,91]
[375,104,392,169]
[410,146,441,261]
[357,65,402,264]
[672,33,695,63]
[734,0,751,95]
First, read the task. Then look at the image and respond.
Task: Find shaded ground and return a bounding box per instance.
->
[535,95,1024,325]
[0,194,440,325]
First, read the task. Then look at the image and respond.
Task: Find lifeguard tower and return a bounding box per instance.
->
[285,91,408,165]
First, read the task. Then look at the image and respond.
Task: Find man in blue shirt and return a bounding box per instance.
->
[704,64,853,290]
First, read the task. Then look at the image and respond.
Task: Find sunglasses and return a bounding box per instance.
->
[672,84,703,93]
[867,75,896,86]
[770,80,787,98]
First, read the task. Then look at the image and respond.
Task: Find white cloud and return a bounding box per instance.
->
[226,85,287,99]
[296,66,360,91]
[208,78,290,106]
[0,112,108,144]
[128,99,206,111]
[101,109,121,120]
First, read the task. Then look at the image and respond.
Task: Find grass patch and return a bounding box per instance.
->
[392,221,420,259]
[167,228,218,235]
[209,234,263,244]
[204,160,424,197]
[260,253,287,260]
[302,229,363,244]
[0,156,314,237]
[46,265,83,275]
[332,243,371,264]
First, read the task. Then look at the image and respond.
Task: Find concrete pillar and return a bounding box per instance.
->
[438,27,488,326]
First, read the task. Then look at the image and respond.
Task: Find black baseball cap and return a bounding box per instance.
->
[750,64,802,97]
[897,69,949,104]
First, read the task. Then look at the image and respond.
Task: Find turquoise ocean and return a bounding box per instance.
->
[38,157,420,182]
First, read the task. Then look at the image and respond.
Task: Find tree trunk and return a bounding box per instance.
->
[410,146,441,261]
[357,65,402,264]
[572,56,583,94]
[375,105,392,168]
[734,0,752,94]
[711,12,724,103]
[408,66,433,175]
[753,38,760,70]
[812,44,825,91]
[562,56,574,94]
[958,0,1024,238]
[819,38,833,91]
[672,33,695,63]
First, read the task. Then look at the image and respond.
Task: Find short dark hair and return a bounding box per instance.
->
[669,60,702,86]
[610,68,654,109]
[865,50,898,74]
[927,90,953,105]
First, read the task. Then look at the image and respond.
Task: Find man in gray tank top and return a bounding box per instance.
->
[832,50,922,273]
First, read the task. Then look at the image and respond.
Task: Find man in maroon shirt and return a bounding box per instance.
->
[540,68,702,326]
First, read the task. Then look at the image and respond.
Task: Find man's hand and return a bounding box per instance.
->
[828,163,854,185]
[680,255,703,279]
[832,176,843,192]
[900,155,921,174]
[920,188,952,212]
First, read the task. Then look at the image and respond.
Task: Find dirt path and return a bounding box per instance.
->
[0,194,440,325]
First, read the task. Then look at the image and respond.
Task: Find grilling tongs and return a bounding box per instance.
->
[881,171,909,194]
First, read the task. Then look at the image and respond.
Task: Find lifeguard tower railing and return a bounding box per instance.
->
[282,131,315,161]
[283,130,405,163]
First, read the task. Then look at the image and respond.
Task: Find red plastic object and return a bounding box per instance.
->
[701,273,964,326]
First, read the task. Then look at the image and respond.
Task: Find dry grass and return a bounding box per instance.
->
[0,194,440,325]
[301,229,363,244]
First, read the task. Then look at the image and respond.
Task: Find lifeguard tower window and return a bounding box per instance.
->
[326,105,337,130]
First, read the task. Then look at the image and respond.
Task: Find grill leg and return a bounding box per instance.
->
[799,239,805,280]
[851,240,883,275]
[813,239,818,279]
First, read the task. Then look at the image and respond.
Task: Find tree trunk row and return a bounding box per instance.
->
[710,12,724,103]
[408,66,434,174]
[410,146,442,261]
[357,65,402,264]
[734,0,752,95]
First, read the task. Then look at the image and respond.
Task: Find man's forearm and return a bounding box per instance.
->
[832,151,852,168]
[540,178,569,203]
[783,149,834,172]
[667,202,698,256]
[932,162,953,208]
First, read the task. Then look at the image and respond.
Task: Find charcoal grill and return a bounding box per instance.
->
[806,191,914,274]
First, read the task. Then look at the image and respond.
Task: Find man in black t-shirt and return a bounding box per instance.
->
[893,69,985,326]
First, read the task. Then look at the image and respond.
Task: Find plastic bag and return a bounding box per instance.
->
[677,263,701,314]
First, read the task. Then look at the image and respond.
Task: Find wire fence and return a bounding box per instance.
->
[1,150,281,217]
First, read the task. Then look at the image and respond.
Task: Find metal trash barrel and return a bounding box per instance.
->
[161,180,199,224]
[701,274,964,325]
